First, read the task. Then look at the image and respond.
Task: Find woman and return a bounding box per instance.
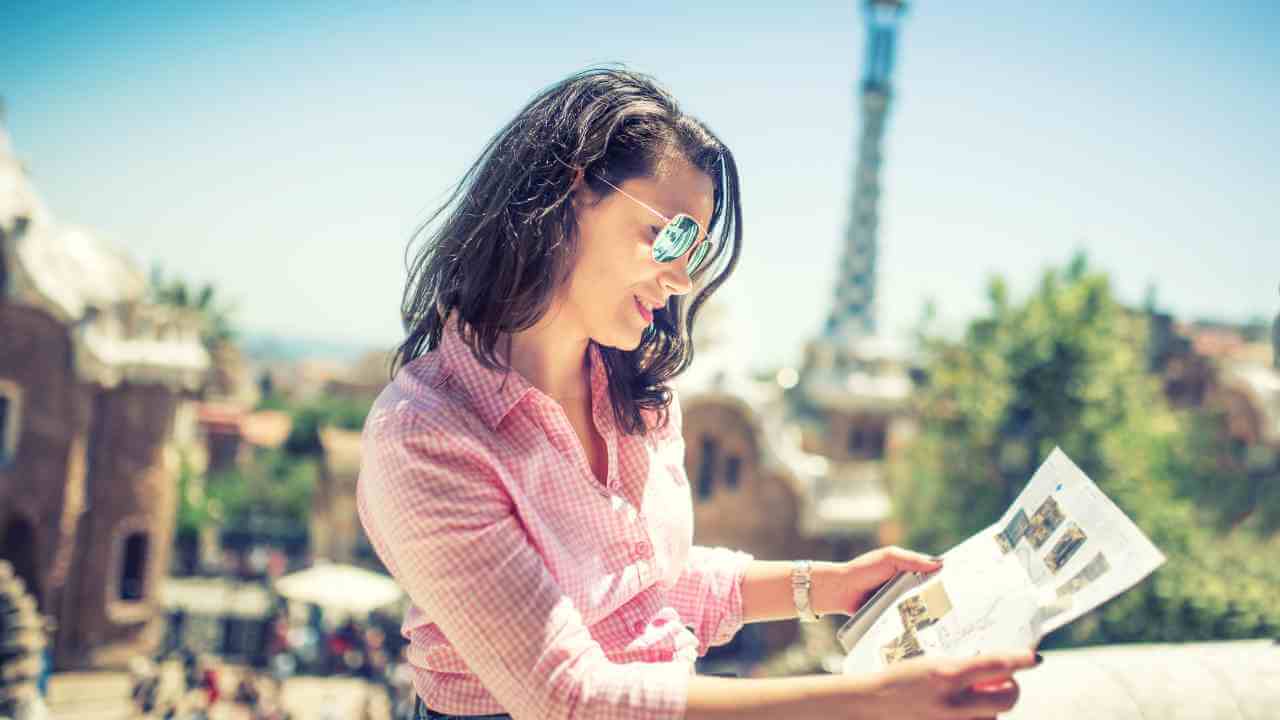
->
[356,67,1038,720]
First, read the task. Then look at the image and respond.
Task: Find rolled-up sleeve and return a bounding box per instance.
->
[667,545,755,657]
[356,409,690,720]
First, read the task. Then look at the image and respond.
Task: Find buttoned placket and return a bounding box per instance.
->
[626,530,658,636]
[534,370,662,641]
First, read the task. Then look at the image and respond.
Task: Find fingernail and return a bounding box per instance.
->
[931,556,944,563]
[1034,652,1044,665]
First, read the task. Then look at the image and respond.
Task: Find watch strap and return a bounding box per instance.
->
[791,559,821,623]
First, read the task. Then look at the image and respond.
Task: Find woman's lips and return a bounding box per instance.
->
[634,296,653,324]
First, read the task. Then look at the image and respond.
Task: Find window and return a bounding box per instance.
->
[848,420,887,460]
[1,515,38,606]
[697,436,718,501]
[0,380,20,467]
[119,532,149,601]
[725,456,741,490]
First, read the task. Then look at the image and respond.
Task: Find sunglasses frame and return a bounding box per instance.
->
[593,174,714,275]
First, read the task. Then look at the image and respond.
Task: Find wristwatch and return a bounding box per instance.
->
[791,560,822,623]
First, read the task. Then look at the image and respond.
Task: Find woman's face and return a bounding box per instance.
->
[559,156,715,351]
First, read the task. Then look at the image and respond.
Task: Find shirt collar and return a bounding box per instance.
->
[436,314,612,433]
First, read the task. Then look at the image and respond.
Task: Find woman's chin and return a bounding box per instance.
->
[595,324,646,352]
[613,333,645,353]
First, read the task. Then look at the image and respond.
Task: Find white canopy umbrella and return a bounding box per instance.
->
[274,562,405,615]
[162,576,274,618]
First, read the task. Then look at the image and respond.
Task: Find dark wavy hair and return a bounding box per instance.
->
[392,66,743,435]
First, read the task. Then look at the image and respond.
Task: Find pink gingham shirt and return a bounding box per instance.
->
[356,317,755,719]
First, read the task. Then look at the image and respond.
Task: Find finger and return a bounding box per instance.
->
[949,652,1038,688]
[948,678,1021,715]
[971,678,1015,693]
[881,546,945,573]
[967,670,1018,689]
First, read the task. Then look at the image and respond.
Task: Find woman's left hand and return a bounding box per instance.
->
[819,546,943,617]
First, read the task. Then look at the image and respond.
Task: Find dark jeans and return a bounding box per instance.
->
[415,696,512,719]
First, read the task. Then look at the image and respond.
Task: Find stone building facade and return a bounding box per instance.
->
[310,425,377,568]
[0,125,208,669]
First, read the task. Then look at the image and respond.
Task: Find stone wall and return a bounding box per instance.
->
[61,383,178,669]
[0,302,86,625]
[1008,640,1278,719]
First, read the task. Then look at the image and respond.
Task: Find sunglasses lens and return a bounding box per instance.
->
[687,241,711,275]
[653,216,700,263]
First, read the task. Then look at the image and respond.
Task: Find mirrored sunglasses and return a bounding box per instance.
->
[594,175,714,275]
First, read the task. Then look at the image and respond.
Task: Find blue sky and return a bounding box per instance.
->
[3,1,1277,369]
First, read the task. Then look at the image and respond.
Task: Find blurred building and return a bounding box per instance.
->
[205,339,258,407]
[323,349,394,405]
[311,425,378,568]
[1148,312,1280,520]
[0,124,209,669]
[196,403,292,475]
[254,358,347,405]
[160,575,274,662]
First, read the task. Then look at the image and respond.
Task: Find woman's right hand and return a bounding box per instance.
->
[842,650,1040,720]
[685,649,1041,720]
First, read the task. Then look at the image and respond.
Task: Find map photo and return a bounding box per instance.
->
[1044,522,1088,573]
[994,508,1031,554]
[880,626,925,666]
[1026,496,1066,549]
[898,580,955,632]
[1056,552,1111,598]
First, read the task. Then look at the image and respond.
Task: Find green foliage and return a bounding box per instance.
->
[176,425,329,539]
[203,449,318,532]
[175,449,212,536]
[893,252,1280,646]
[1172,411,1280,535]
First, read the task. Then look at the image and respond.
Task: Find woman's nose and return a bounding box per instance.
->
[660,260,694,296]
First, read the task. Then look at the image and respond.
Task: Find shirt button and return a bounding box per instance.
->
[634,541,652,559]
[633,620,645,634]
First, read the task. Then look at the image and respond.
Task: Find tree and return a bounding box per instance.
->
[148,264,238,347]
[204,449,318,534]
[891,252,1280,646]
